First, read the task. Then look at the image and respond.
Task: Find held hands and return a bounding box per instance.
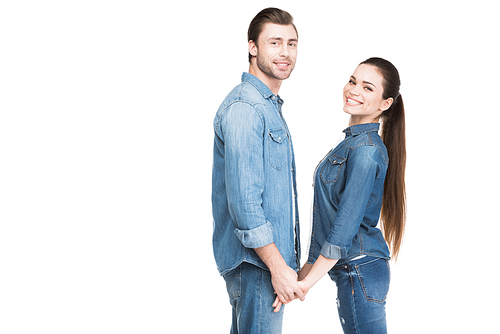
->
[271,264,313,312]
[272,280,310,312]
[272,258,337,311]
[253,244,316,313]
[269,264,306,311]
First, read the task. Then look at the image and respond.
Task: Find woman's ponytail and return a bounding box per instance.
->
[360,57,407,260]
[380,94,406,260]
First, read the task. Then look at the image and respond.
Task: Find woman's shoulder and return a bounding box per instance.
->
[348,134,388,166]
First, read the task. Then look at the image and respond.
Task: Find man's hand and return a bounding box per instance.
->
[254,243,306,310]
[270,262,305,304]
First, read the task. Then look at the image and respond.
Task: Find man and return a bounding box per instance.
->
[212,7,304,333]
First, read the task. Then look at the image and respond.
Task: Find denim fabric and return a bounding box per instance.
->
[307,123,390,263]
[224,262,285,334]
[212,73,300,276]
[329,256,390,334]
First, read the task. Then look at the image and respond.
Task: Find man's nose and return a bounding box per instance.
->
[279,44,289,57]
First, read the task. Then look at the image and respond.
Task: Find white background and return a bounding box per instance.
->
[1,0,499,333]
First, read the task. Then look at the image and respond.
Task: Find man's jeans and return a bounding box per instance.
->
[223,262,284,334]
[329,256,390,334]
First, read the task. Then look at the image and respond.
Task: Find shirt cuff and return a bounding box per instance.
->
[320,241,343,260]
[234,222,274,249]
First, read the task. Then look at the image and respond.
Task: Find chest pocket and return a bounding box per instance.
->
[320,155,345,183]
[268,129,288,171]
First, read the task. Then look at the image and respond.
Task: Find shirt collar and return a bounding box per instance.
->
[343,123,380,136]
[242,72,276,99]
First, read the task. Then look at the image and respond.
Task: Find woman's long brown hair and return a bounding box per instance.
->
[360,58,406,260]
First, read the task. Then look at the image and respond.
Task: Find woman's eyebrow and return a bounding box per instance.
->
[351,76,376,88]
[363,81,376,88]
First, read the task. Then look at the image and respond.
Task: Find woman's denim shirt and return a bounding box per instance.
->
[307,123,390,264]
[212,73,300,276]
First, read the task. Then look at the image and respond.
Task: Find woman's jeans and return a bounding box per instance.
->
[328,256,390,334]
[223,262,284,334]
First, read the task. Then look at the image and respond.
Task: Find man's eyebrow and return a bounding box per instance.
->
[268,37,298,42]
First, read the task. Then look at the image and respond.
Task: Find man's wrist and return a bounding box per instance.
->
[254,242,287,273]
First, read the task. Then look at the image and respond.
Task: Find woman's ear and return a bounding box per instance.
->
[380,97,394,112]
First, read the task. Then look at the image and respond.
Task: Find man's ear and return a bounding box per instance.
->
[248,40,258,57]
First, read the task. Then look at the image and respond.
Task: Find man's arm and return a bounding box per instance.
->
[221,102,304,305]
[222,102,272,247]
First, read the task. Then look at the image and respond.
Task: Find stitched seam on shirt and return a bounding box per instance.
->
[349,143,388,165]
[242,77,272,98]
[223,100,265,126]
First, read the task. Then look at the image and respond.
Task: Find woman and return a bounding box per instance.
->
[275,57,406,333]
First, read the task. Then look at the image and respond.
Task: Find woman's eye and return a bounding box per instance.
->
[364,86,373,92]
[349,80,356,85]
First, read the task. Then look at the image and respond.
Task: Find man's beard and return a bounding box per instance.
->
[256,54,293,81]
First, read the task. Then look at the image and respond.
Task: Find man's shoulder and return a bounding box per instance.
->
[225,80,267,106]
[215,81,268,122]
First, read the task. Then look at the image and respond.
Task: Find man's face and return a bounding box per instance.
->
[249,23,298,82]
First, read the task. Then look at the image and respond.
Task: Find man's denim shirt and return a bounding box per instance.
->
[212,73,300,276]
[307,123,390,264]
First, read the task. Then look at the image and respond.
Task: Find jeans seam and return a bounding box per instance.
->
[258,268,263,334]
[347,262,360,334]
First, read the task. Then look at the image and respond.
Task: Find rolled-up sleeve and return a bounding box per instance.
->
[221,101,274,249]
[320,146,380,259]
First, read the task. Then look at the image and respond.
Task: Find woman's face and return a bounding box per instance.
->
[343,64,393,123]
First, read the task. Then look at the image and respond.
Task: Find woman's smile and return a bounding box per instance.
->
[345,96,363,106]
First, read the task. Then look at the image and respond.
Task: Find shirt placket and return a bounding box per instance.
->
[275,96,300,268]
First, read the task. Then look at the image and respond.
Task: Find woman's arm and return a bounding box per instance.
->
[301,255,338,289]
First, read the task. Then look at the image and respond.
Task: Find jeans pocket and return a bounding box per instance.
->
[354,259,390,303]
[223,265,241,300]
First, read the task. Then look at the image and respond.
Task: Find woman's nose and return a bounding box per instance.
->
[349,85,361,96]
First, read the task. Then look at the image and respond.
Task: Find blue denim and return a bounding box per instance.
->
[212,73,300,276]
[329,256,390,334]
[224,262,285,334]
[307,123,390,263]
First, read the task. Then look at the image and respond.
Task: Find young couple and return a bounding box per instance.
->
[212,7,406,334]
